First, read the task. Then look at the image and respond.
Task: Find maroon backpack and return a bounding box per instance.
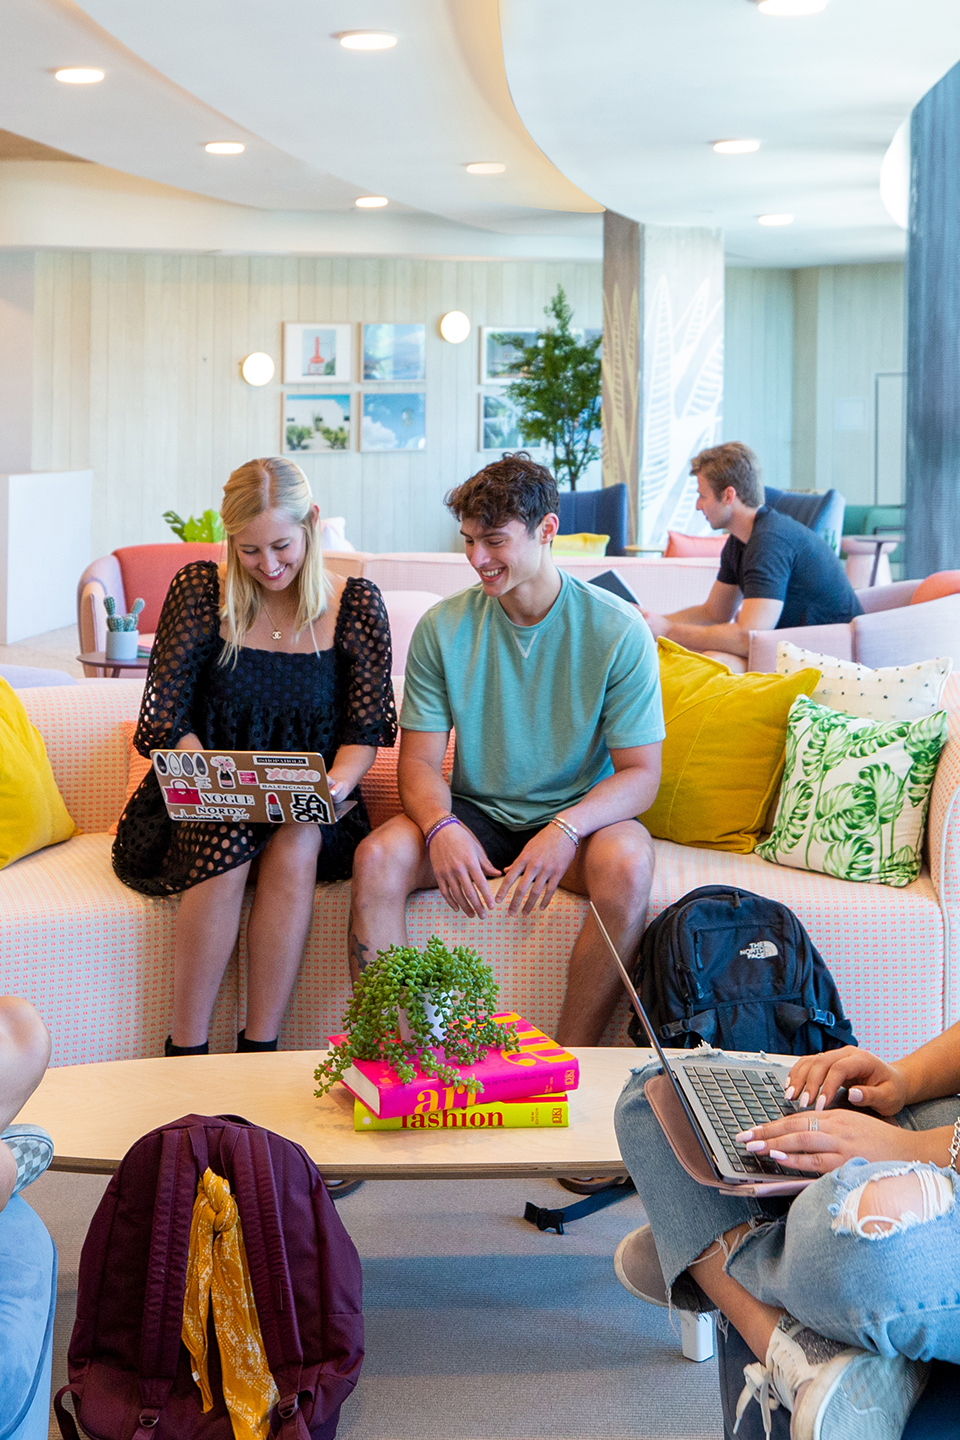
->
[54,1113,364,1440]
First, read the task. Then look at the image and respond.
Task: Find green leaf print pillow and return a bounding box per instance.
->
[756,695,948,887]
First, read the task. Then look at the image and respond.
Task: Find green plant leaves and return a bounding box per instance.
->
[313,937,519,1096]
[162,508,225,543]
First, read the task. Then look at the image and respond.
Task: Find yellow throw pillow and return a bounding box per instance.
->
[0,677,77,868]
[638,639,821,853]
[552,532,610,556]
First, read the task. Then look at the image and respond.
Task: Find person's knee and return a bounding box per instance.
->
[352,822,421,900]
[0,997,51,1078]
[587,828,654,912]
[832,1165,956,1239]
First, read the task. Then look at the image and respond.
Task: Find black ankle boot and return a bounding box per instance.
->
[164,1035,209,1057]
[236,1030,278,1053]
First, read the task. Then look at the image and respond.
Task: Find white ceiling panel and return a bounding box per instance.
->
[500,0,960,265]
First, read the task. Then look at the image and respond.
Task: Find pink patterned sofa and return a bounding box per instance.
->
[1,677,957,1068]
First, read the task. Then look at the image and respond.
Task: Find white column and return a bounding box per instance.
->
[0,471,93,643]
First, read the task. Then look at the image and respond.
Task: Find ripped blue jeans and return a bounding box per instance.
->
[614,1061,960,1363]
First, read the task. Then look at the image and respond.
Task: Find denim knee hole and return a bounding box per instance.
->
[830,1165,955,1240]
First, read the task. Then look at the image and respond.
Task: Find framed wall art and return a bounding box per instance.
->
[479,392,528,452]
[283,393,352,453]
[282,323,353,384]
[361,392,426,451]
[480,327,538,383]
[362,323,426,381]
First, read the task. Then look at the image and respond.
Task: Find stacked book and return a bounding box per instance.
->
[331,1010,579,1131]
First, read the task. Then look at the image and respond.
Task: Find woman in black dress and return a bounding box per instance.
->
[113,457,397,1055]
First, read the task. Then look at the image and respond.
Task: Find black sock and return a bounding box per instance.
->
[236,1029,278,1053]
[164,1035,209,1057]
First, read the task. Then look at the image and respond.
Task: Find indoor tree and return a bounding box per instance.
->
[502,286,601,491]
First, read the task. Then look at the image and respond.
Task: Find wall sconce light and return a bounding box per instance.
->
[240,353,275,386]
[439,311,471,344]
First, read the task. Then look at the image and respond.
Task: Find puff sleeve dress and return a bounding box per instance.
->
[112,561,397,896]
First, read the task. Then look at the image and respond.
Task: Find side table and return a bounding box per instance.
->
[77,651,151,680]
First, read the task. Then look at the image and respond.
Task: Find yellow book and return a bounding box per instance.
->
[354,1094,568,1131]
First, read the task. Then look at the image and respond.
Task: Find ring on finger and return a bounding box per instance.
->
[809,1116,819,1132]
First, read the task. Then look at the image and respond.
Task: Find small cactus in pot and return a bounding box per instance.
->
[103,596,145,660]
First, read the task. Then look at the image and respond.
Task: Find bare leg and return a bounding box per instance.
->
[691,1223,785,1362]
[0,997,51,1209]
[554,821,655,1046]
[172,860,251,1047]
[244,822,323,1042]
[348,815,435,982]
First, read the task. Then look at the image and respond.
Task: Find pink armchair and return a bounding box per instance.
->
[748,579,960,671]
[77,544,224,674]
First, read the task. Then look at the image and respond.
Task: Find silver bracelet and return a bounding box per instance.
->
[549,816,580,848]
[950,1117,960,1173]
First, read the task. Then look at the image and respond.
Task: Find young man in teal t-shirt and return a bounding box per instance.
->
[349,454,664,1045]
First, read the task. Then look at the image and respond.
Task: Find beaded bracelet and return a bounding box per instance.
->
[950,1117,960,1173]
[549,816,580,848]
[424,814,461,848]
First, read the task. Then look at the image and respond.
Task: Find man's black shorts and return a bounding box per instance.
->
[450,797,541,872]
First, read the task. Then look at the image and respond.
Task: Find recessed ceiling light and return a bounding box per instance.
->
[758,213,794,226]
[54,67,104,84]
[240,353,275,386]
[205,141,245,155]
[337,31,397,50]
[465,162,506,175]
[756,0,827,14]
[356,195,388,208]
[713,139,760,155]
[439,311,471,344]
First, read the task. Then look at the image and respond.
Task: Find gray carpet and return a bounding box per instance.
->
[26,1171,723,1439]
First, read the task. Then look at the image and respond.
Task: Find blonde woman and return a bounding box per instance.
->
[114,458,397,1055]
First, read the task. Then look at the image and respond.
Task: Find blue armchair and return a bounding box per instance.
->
[764,486,845,555]
[557,483,629,557]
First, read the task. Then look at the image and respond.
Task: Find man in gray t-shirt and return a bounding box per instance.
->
[350,454,664,1046]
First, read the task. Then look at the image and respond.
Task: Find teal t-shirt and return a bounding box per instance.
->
[400,571,664,829]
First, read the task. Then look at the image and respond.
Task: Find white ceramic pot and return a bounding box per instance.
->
[106,629,139,661]
[397,992,447,1045]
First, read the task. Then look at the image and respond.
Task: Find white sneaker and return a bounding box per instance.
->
[735,1316,929,1440]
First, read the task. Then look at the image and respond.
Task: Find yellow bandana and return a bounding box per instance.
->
[182,1168,279,1440]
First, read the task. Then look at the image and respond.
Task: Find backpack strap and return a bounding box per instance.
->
[136,1125,205,1424]
[227,1125,310,1437]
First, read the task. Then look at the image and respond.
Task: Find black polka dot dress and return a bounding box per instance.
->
[112,562,397,896]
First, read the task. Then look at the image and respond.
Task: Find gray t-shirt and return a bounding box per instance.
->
[400,571,664,830]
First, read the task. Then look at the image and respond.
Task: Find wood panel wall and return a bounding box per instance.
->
[723,267,794,491]
[32,253,602,558]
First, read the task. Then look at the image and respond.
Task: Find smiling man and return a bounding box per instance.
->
[642,442,862,666]
[349,452,664,1045]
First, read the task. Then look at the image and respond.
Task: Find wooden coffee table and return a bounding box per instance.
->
[18,1048,648,1180]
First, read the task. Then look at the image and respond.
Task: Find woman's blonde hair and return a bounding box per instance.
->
[218,457,331,664]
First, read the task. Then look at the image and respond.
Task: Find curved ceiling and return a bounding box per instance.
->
[0,0,959,264]
[500,0,960,266]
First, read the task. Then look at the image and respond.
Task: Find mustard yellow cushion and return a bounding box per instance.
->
[552,532,610,556]
[638,639,821,853]
[0,678,77,868]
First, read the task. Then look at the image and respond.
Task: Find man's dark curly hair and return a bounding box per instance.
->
[446,452,560,534]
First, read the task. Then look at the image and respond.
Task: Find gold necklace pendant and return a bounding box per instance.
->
[261,598,283,642]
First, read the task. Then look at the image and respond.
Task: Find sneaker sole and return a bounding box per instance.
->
[613,1229,669,1307]
[794,1350,930,1440]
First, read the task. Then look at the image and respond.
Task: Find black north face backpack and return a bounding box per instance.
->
[628,885,857,1055]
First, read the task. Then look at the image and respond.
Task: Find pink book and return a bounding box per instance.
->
[328,1010,579,1118]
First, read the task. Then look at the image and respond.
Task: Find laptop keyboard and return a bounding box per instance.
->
[685,1066,803,1176]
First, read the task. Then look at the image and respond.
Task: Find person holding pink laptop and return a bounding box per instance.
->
[113,457,396,1056]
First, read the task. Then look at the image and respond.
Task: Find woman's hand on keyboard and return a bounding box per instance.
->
[733,1109,914,1173]
[782,1047,908,1117]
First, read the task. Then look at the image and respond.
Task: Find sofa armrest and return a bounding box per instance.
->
[854,593,960,668]
[856,579,919,613]
[748,622,854,672]
[928,677,960,1024]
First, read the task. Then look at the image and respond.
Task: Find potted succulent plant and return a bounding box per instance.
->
[103,596,145,661]
[314,937,519,1096]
